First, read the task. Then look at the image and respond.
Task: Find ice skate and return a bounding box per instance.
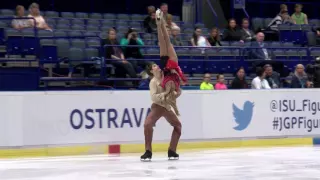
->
[168,149,179,160]
[140,150,152,161]
[155,8,163,21]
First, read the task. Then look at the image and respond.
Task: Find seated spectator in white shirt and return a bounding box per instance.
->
[12,5,31,30]
[191,27,211,47]
[251,67,271,89]
[28,3,51,30]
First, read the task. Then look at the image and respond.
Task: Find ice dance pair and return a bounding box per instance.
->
[140,9,187,161]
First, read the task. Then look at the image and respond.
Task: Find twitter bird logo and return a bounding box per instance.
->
[232,101,254,131]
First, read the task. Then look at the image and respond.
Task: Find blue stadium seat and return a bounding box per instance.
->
[85,47,99,60]
[278,24,291,42]
[131,14,144,21]
[144,48,160,64]
[251,18,263,32]
[56,39,70,58]
[103,13,116,20]
[86,39,100,48]
[86,26,100,32]
[101,20,114,27]
[44,11,59,18]
[176,48,191,73]
[40,39,57,63]
[57,18,71,25]
[54,30,67,38]
[195,23,205,29]
[75,12,88,19]
[0,9,14,16]
[189,48,205,73]
[89,13,102,19]
[5,29,23,55]
[71,19,85,26]
[87,19,101,27]
[68,31,83,38]
[21,29,40,55]
[71,24,85,31]
[56,24,70,30]
[71,39,86,48]
[117,14,130,20]
[61,12,75,18]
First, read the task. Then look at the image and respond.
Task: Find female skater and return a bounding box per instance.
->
[141,8,186,161]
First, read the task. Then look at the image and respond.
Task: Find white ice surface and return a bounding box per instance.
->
[0,147,319,180]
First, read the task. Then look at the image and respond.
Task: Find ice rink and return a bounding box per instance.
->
[0,146,319,180]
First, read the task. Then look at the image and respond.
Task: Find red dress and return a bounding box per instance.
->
[161,59,187,90]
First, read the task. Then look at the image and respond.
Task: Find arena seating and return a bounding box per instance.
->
[0,9,319,90]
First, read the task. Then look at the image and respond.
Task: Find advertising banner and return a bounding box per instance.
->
[21,91,203,146]
[203,90,320,139]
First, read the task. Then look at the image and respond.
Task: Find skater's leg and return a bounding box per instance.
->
[156,12,168,56]
[163,110,181,152]
[144,104,164,151]
[160,17,178,62]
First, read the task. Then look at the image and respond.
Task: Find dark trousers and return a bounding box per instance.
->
[111,60,137,78]
[144,103,182,152]
[127,58,153,73]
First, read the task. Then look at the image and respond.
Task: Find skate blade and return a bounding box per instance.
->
[141,158,152,162]
[168,157,179,161]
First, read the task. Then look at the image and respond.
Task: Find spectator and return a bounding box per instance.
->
[264,64,281,88]
[12,5,30,30]
[267,4,294,31]
[200,73,214,90]
[207,27,222,46]
[120,28,152,73]
[317,27,320,45]
[102,28,137,80]
[215,74,228,90]
[191,27,211,47]
[251,67,271,89]
[166,14,179,31]
[222,18,243,42]
[28,3,51,30]
[251,32,287,77]
[291,4,308,25]
[231,67,248,89]
[170,26,183,46]
[251,32,272,60]
[240,18,255,42]
[291,64,311,88]
[143,6,156,33]
[160,3,169,21]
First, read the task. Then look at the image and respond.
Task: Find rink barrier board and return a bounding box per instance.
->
[0,137,315,158]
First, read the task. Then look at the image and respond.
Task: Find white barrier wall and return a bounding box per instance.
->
[0,89,320,147]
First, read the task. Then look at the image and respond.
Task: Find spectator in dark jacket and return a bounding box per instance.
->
[240,18,255,42]
[291,64,311,88]
[207,27,222,46]
[101,28,137,79]
[231,67,248,89]
[264,64,281,88]
[143,6,156,33]
[223,19,243,42]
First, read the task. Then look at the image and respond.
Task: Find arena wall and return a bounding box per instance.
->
[0,90,320,158]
